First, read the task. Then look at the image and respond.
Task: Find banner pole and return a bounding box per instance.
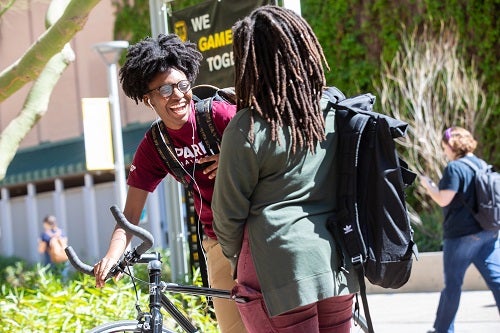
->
[149,0,172,37]
[148,0,190,283]
[283,0,301,16]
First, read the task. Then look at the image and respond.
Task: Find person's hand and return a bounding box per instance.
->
[94,256,121,288]
[419,174,436,190]
[37,239,47,253]
[198,154,219,179]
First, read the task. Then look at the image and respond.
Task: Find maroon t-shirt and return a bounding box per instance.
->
[127,100,236,239]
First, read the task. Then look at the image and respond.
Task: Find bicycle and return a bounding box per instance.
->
[66,205,369,332]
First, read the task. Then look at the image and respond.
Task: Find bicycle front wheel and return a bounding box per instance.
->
[88,320,175,333]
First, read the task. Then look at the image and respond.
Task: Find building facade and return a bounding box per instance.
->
[0,1,190,280]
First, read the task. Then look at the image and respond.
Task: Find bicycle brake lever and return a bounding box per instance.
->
[105,263,124,280]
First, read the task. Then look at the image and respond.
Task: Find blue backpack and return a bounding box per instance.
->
[458,158,500,231]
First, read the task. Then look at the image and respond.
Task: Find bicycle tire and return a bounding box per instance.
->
[88,320,174,333]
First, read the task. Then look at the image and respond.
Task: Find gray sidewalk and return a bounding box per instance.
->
[353,290,499,333]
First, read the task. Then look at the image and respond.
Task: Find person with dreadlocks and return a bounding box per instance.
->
[92,34,246,333]
[212,5,358,333]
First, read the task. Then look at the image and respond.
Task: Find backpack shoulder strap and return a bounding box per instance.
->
[326,89,375,333]
[455,157,483,214]
[324,85,373,266]
[215,87,236,104]
[457,157,492,174]
[191,84,228,156]
[195,97,222,155]
[150,120,190,188]
[323,86,346,105]
[457,157,480,173]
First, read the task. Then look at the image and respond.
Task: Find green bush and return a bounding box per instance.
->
[0,255,218,332]
[413,208,444,253]
[0,257,35,287]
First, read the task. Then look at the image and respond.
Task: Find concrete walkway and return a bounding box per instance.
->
[352,290,499,333]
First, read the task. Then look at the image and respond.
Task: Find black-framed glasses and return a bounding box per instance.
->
[146,80,191,97]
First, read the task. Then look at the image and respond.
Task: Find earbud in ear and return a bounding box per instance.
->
[147,99,154,109]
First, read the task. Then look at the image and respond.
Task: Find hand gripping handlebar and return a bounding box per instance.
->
[65,205,154,277]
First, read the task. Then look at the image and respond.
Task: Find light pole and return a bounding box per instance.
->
[93,41,129,209]
[149,0,173,37]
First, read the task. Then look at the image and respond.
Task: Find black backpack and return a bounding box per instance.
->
[457,158,500,231]
[150,85,235,189]
[324,87,418,333]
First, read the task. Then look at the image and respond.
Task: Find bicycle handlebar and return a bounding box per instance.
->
[109,205,154,254]
[65,204,154,277]
[65,246,94,275]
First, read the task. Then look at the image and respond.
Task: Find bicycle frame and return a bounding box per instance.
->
[143,251,202,333]
[138,252,245,333]
[66,205,245,333]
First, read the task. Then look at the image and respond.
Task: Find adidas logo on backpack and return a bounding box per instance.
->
[343,225,353,234]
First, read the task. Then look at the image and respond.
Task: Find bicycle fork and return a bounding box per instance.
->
[149,258,199,333]
[149,259,164,333]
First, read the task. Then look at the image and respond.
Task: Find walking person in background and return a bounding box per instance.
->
[38,214,70,281]
[91,34,246,333]
[420,126,500,333]
[38,214,67,266]
[212,5,358,333]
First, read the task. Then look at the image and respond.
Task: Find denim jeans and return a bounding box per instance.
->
[433,229,500,333]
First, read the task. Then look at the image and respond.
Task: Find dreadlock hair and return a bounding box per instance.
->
[119,34,203,104]
[232,5,329,153]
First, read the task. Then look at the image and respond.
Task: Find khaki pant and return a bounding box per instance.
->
[202,237,247,333]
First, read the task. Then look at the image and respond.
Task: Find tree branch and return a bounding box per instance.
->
[0,0,101,102]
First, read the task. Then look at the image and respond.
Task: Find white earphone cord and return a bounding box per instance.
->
[155,118,209,276]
